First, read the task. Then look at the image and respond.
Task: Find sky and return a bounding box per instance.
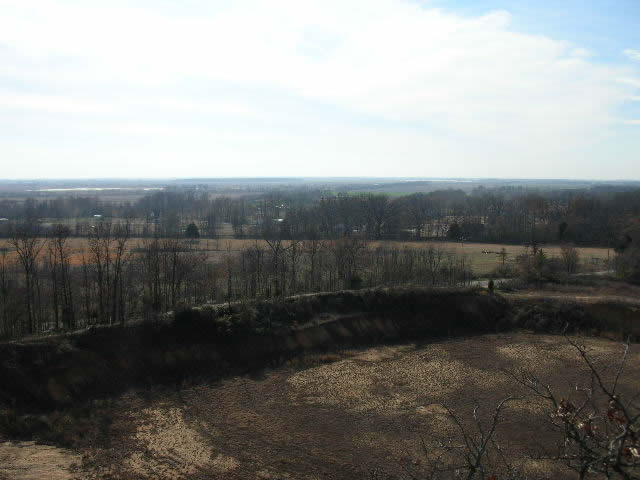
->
[0,0,639,180]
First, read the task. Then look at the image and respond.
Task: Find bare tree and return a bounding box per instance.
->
[47,225,75,330]
[366,194,393,240]
[303,237,325,292]
[0,247,12,337]
[10,221,44,334]
[88,221,114,324]
[426,247,444,286]
[376,337,639,480]
[289,240,300,295]
[46,239,60,330]
[263,220,300,298]
[225,240,234,306]
[140,236,162,320]
[424,397,518,480]
[561,245,580,274]
[329,237,368,290]
[507,337,639,479]
[111,222,131,326]
[498,248,508,268]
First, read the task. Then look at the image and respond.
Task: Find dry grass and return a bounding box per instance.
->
[287,344,506,413]
[124,406,217,478]
[505,281,640,306]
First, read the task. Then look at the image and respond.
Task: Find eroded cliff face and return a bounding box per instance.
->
[0,288,510,413]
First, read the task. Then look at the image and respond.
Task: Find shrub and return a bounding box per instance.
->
[615,247,640,284]
[516,248,567,284]
[184,222,200,239]
[561,244,580,274]
[349,274,363,290]
[491,262,517,278]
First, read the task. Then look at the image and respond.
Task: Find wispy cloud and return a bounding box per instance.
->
[624,49,640,62]
[0,0,638,178]
[0,93,118,116]
[618,78,640,88]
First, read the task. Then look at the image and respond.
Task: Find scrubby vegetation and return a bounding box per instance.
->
[615,241,640,285]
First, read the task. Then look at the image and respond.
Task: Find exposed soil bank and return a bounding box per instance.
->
[1,289,506,412]
[0,287,637,427]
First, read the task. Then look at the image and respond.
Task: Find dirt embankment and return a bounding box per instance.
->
[0,287,638,445]
[1,286,639,479]
[0,289,509,414]
[2,287,639,416]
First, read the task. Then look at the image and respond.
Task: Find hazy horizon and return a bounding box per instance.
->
[2,176,640,184]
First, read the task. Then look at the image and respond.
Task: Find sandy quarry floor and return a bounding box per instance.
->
[1,333,638,479]
[0,441,80,480]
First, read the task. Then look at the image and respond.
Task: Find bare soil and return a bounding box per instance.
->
[2,333,636,479]
[0,441,80,480]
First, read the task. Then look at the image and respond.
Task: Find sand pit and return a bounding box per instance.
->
[5,333,638,479]
[0,441,80,480]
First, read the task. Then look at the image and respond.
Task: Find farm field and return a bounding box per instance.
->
[1,333,636,479]
[0,237,611,276]
[366,240,612,275]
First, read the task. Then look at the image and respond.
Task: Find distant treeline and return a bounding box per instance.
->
[1,186,640,245]
[2,183,640,338]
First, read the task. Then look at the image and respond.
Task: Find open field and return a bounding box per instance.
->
[1,333,636,479]
[367,240,611,275]
[504,279,640,306]
[0,237,611,275]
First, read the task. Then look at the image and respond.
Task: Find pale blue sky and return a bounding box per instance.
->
[0,0,638,179]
